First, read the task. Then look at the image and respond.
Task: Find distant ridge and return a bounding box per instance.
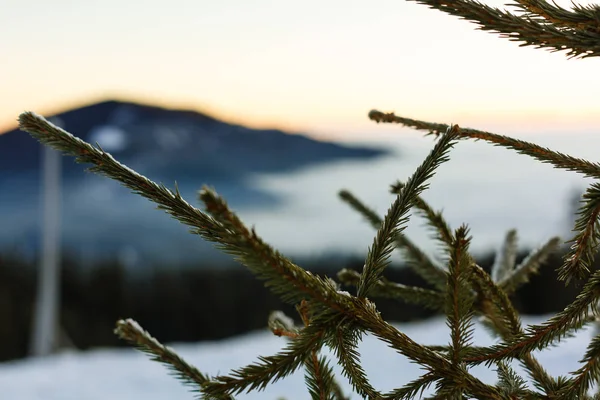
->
[0,99,388,177]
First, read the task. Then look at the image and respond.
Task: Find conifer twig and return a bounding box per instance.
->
[390,181,453,248]
[560,182,600,283]
[406,0,600,58]
[338,189,447,290]
[511,0,600,33]
[330,327,382,399]
[18,111,350,311]
[114,319,233,400]
[295,304,346,400]
[365,113,600,366]
[304,353,344,400]
[470,264,557,394]
[337,268,445,311]
[337,189,382,228]
[203,320,331,396]
[491,229,519,283]
[495,361,530,398]
[384,371,439,400]
[349,297,503,399]
[466,266,600,366]
[561,332,600,399]
[13,110,513,395]
[498,236,561,295]
[446,225,475,373]
[268,311,299,339]
[368,110,600,179]
[357,125,459,298]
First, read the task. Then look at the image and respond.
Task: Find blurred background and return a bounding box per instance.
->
[1,0,600,363]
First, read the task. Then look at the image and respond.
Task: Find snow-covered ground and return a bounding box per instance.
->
[0,314,594,399]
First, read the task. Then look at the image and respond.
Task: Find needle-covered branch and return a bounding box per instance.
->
[560,333,600,398]
[390,181,453,248]
[406,0,600,58]
[357,125,459,298]
[114,319,234,400]
[368,110,600,180]
[498,236,561,295]
[491,230,519,283]
[18,112,350,310]
[466,268,600,366]
[384,372,440,400]
[17,111,503,395]
[329,327,382,399]
[445,226,475,371]
[495,361,531,398]
[560,182,600,284]
[203,320,331,397]
[347,297,503,399]
[339,189,447,290]
[337,268,445,311]
[470,264,557,394]
[304,353,346,400]
[512,0,600,33]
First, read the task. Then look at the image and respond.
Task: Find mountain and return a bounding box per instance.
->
[0,99,389,266]
[1,100,386,178]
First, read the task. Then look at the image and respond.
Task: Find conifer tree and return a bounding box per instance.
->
[16,0,600,398]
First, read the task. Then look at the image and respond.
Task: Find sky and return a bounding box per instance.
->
[0,315,596,399]
[2,0,600,139]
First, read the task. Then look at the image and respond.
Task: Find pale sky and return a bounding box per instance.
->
[2,0,600,138]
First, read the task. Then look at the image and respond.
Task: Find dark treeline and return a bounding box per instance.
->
[0,247,584,362]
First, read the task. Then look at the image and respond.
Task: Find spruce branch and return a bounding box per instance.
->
[384,372,440,400]
[348,297,503,399]
[338,189,383,228]
[471,265,523,341]
[19,109,497,396]
[268,311,299,339]
[511,0,600,33]
[368,110,600,180]
[495,361,530,398]
[270,308,346,400]
[114,319,232,400]
[297,307,346,400]
[203,320,331,397]
[390,181,453,248]
[18,112,351,311]
[198,186,243,233]
[329,326,382,399]
[560,332,600,398]
[499,236,561,295]
[304,353,345,400]
[357,125,459,298]
[466,268,600,366]
[492,229,519,283]
[338,189,447,290]
[560,182,600,284]
[470,264,557,394]
[445,225,475,374]
[405,0,600,58]
[337,268,446,311]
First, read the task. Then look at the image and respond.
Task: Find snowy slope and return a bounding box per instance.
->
[0,315,594,399]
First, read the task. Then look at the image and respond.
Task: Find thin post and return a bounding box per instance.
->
[30,143,62,356]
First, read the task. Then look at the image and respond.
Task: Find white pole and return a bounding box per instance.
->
[30,142,62,356]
